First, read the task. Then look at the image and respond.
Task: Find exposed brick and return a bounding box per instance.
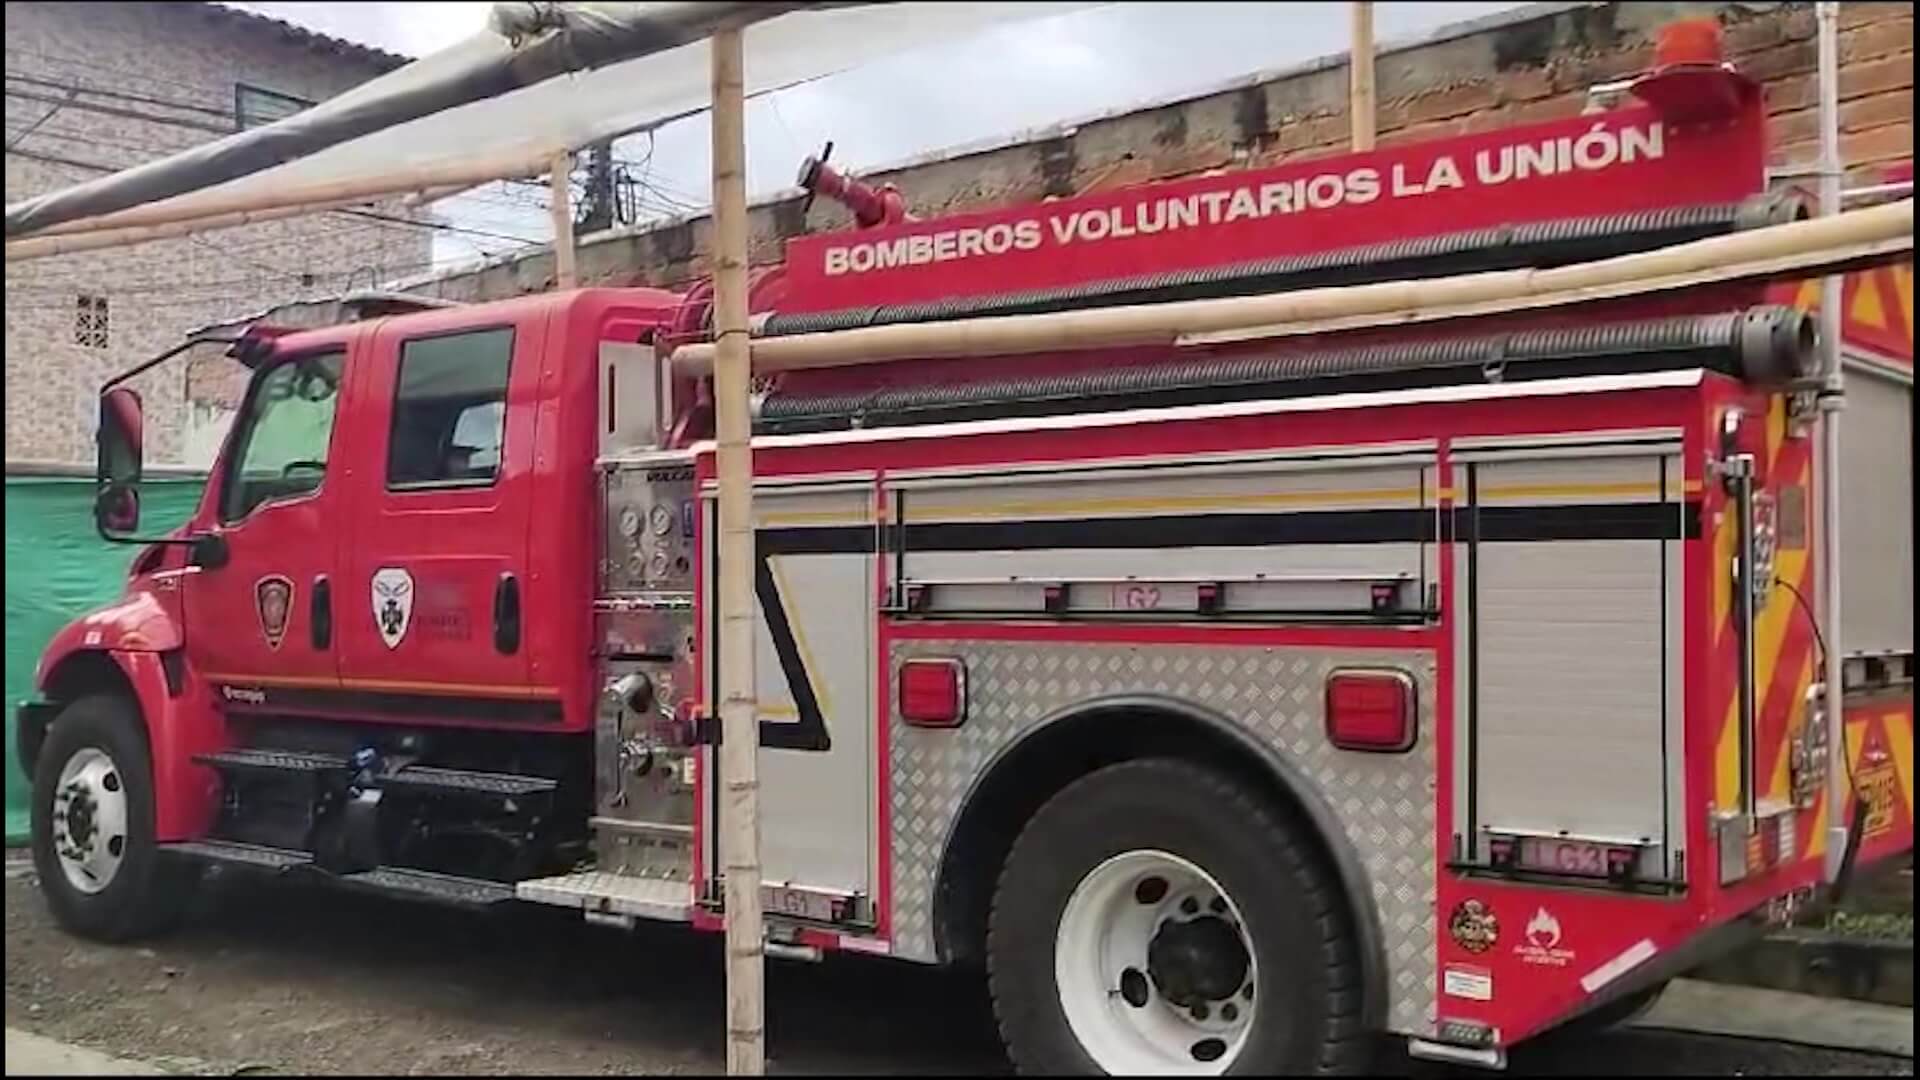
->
[1842,91,1915,135]
[1840,53,1916,102]
[1499,66,1558,104]
[1842,123,1915,167]
[1765,73,1816,115]
[1376,116,1468,150]
[1724,7,1814,57]
[1395,80,1504,127]
[5,2,426,470]
[1769,108,1821,150]
[1548,44,1657,95]
[219,0,1914,362]
[1740,39,1819,83]
[1839,3,1913,31]
[1840,16,1914,64]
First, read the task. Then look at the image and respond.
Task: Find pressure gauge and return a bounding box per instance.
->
[619,507,643,538]
[650,503,676,537]
[649,549,672,580]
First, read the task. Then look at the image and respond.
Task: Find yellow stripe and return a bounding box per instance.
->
[904,486,1423,522]
[1716,698,1741,811]
[1807,793,1829,860]
[1887,710,1915,815]
[901,479,1682,524]
[1477,480,1663,501]
[1768,651,1814,802]
[760,509,872,526]
[1852,270,1888,331]
[203,672,560,699]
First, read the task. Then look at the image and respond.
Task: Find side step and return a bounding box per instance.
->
[379,766,557,799]
[337,867,518,908]
[517,871,693,922]
[192,748,346,774]
[193,750,554,799]
[160,839,313,872]
[161,839,515,909]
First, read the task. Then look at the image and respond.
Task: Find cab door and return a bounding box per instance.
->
[181,348,349,701]
[335,313,548,722]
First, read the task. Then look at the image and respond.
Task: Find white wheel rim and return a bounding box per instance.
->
[1055,850,1257,1075]
[52,747,129,895]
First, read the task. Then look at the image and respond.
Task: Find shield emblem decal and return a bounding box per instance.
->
[371,567,414,649]
[254,576,294,650]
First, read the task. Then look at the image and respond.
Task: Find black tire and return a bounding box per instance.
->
[987,758,1368,1075]
[30,694,195,942]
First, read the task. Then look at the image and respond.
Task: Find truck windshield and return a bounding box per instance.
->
[220,352,345,522]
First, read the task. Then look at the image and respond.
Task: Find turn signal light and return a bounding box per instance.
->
[900,658,967,728]
[1325,668,1416,752]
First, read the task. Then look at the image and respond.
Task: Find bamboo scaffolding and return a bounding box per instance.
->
[709,24,766,1079]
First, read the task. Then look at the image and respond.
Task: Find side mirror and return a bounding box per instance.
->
[95,484,141,536]
[98,387,145,487]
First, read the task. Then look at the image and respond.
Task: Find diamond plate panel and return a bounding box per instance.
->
[890,642,1437,1035]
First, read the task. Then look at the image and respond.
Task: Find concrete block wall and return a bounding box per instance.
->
[381,1,1909,311]
[4,1,431,470]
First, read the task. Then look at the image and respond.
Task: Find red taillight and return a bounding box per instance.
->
[899,658,966,728]
[1325,669,1416,752]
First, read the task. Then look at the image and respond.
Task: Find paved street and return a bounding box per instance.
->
[4,861,1913,1076]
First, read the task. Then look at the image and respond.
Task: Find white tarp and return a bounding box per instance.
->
[6,2,1095,237]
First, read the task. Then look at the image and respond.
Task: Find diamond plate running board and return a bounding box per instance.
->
[516,871,693,922]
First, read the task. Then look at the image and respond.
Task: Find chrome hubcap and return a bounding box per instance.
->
[1055,850,1258,1074]
[53,748,128,894]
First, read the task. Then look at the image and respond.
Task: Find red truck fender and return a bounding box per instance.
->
[30,589,222,841]
[35,590,183,686]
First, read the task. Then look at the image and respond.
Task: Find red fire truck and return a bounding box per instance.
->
[19,43,1912,1074]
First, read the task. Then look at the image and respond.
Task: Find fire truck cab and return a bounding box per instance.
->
[20,41,1913,1076]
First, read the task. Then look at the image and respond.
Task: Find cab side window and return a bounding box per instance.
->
[221,352,345,522]
[387,327,513,489]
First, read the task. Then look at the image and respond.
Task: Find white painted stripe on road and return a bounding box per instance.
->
[1581,938,1659,993]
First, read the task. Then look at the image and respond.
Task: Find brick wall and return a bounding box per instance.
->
[4,1,432,470]
[372,1,1909,311]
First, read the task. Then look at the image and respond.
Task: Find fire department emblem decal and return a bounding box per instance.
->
[371,567,414,649]
[254,576,294,650]
[1448,899,1499,955]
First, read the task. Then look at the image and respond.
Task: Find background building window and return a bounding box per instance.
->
[234,83,314,130]
[73,295,109,349]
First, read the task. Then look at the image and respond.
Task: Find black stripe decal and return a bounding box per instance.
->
[754,501,1702,556]
[753,558,833,751]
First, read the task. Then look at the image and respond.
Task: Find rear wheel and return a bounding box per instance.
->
[30,694,194,941]
[987,758,1367,1075]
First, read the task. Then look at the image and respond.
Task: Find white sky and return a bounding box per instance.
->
[225,2,1531,270]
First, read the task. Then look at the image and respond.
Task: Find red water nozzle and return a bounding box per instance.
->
[798,155,910,229]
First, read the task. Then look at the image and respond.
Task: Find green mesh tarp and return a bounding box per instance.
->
[5,476,205,844]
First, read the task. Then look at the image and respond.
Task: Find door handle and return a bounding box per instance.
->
[311,575,332,650]
[493,572,521,655]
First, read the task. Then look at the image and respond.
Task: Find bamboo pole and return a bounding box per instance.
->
[710,24,765,1079]
[550,151,578,289]
[12,143,565,241]
[5,185,469,262]
[668,199,1912,375]
[1350,2,1376,152]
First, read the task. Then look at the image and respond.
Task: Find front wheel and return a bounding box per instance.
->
[30,694,194,941]
[987,758,1368,1075]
